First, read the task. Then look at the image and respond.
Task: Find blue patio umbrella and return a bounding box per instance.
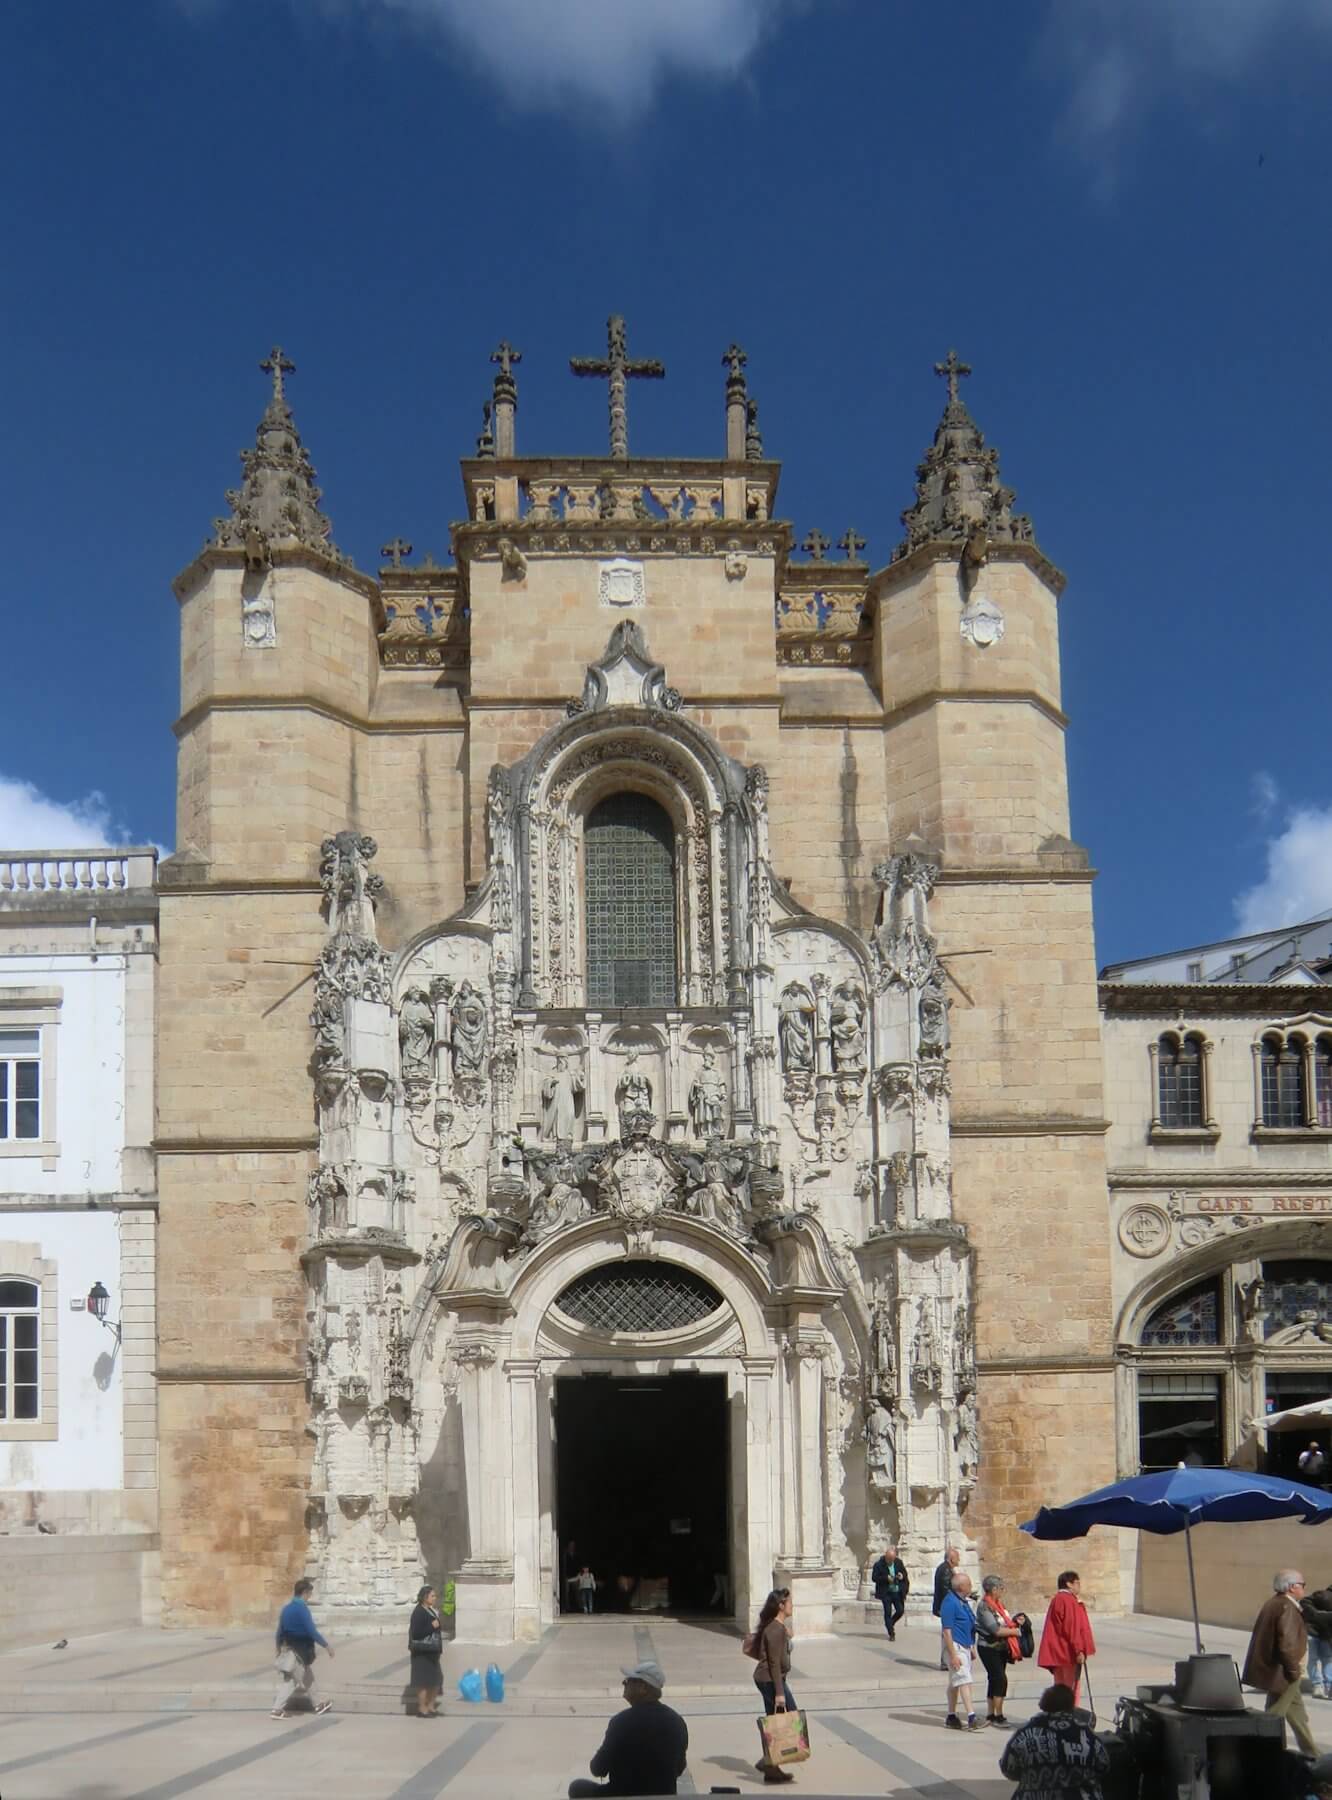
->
[1021,1464,1332,1652]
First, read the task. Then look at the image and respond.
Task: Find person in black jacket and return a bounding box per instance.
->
[407,1584,443,1719]
[569,1658,689,1797]
[1301,1582,1332,1699]
[932,1546,961,1617]
[871,1545,910,1641]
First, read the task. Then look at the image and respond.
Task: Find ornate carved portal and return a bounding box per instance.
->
[302,626,974,1635]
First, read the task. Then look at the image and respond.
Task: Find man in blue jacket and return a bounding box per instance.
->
[273,1577,335,1718]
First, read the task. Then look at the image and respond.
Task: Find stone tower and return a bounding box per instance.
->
[156,331,1116,1630]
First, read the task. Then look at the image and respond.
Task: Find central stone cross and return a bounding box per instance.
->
[260,345,295,404]
[934,348,972,407]
[570,315,665,460]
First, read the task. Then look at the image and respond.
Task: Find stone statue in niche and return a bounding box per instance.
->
[864,1395,896,1491]
[918,969,950,1055]
[688,1048,728,1140]
[450,981,489,1077]
[615,1051,654,1135]
[540,1053,585,1143]
[911,1304,943,1393]
[870,1296,897,1399]
[955,1393,980,1489]
[830,982,868,1074]
[778,982,816,1072]
[398,986,435,1080]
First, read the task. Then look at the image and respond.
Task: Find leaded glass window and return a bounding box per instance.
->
[585,793,677,1008]
[1261,1035,1306,1127]
[1141,1279,1220,1347]
[555,1260,723,1333]
[1261,1260,1332,1339]
[1158,1034,1203,1128]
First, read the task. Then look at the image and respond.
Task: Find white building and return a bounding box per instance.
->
[0,847,159,1638]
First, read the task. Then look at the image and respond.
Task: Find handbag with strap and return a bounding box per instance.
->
[757,1707,812,1766]
[410,1630,443,1654]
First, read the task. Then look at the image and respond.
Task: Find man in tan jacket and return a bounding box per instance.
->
[1242,1569,1317,1757]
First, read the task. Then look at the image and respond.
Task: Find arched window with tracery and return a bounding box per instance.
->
[1157,1033,1204,1129]
[584,793,677,1008]
[1261,1033,1307,1128]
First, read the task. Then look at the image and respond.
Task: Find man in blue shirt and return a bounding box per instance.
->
[940,1571,980,1732]
[273,1577,335,1718]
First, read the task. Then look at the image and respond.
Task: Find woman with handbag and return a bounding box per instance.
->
[408,1584,444,1718]
[752,1587,798,1786]
[975,1575,1023,1729]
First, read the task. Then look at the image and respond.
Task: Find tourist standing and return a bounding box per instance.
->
[1242,1569,1318,1757]
[1036,1570,1095,1707]
[1300,1443,1329,1487]
[999,1684,1109,1798]
[577,1565,598,1615]
[871,1545,909,1642]
[408,1583,443,1719]
[1303,1581,1332,1699]
[568,1658,688,1798]
[975,1574,1022,1729]
[752,1587,797,1785]
[932,1545,961,1617]
[272,1577,334,1719]
[940,1571,980,1731]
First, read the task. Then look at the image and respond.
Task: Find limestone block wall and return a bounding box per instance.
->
[0,1532,161,1647]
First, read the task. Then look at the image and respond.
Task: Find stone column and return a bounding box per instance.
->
[453,1340,515,1643]
[742,1356,776,1627]
[507,1358,543,1642]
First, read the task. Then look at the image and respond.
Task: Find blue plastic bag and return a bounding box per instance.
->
[458,1667,483,1703]
[485,1662,505,1703]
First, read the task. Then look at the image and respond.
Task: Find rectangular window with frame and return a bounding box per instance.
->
[0,1281,41,1421]
[0,1032,40,1141]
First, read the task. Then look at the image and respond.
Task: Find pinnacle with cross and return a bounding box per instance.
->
[722,343,748,384]
[380,537,413,569]
[839,528,866,562]
[802,530,830,562]
[934,349,972,408]
[490,341,522,381]
[570,315,665,460]
[260,346,295,406]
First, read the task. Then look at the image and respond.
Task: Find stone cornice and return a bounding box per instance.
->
[934,862,1095,886]
[881,686,1069,733]
[172,694,467,741]
[1099,981,1332,1017]
[977,1354,1116,1375]
[154,1135,318,1154]
[870,537,1066,599]
[172,542,384,618]
[454,516,790,565]
[156,1365,305,1384]
[1108,1168,1332,1189]
[950,1115,1111,1137]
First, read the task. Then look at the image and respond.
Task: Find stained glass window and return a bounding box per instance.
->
[585,793,677,1008]
[1158,1034,1203,1128]
[1261,1261,1332,1339]
[1141,1279,1220,1347]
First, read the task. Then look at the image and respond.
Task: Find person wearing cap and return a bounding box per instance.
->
[568,1658,689,1797]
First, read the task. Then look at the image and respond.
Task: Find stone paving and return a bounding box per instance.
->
[0,1608,1304,1797]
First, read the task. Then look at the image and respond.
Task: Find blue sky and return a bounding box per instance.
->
[2,0,1331,966]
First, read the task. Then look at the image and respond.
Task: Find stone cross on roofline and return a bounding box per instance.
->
[380,537,412,569]
[839,527,866,562]
[490,341,522,381]
[570,315,665,460]
[260,346,295,405]
[935,348,971,408]
[802,529,830,562]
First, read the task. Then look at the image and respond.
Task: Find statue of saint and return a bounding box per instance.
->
[918,970,949,1054]
[778,982,815,1072]
[398,986,434,1078]
[688,1048,728,1140]
[830,982,867,1074]
[615,1051,653,1134]
[865,1396,896,1491]
[450,980,488,1076]
[541,1054,585,1143]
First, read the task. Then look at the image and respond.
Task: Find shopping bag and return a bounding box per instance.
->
[757,1707,812,1766]
[274,1647,300,1676]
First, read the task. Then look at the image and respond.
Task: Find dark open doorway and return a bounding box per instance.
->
[556,1371,730,1616]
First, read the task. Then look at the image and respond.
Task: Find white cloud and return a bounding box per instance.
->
[1235,801,1332,935]
[0,775,133,853]
[322,0,792,115]
[1045,0,1332,149]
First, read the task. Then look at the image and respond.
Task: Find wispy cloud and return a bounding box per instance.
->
[270,0,794,117]
[0,774,134,853]
[1235,793,1332,934]
[1044,0,1332,152]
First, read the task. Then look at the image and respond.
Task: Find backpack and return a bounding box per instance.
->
[742,1628,761,1659]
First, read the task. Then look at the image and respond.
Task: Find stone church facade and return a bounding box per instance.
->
[157,328,1118,1635]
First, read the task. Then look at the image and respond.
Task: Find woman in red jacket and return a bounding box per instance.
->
[1037,1570,1095,1706]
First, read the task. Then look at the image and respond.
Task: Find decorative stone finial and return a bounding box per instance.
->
[745,397,764,461]
[801,529,830,562]
[570,315,665,459]
[723,343,748,390]
[476,401,496,459]
[380,537,412,570]
[212,347,346,564]
[894,352,1035,561]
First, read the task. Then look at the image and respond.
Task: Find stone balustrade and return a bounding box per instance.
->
[0,847,158,895]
